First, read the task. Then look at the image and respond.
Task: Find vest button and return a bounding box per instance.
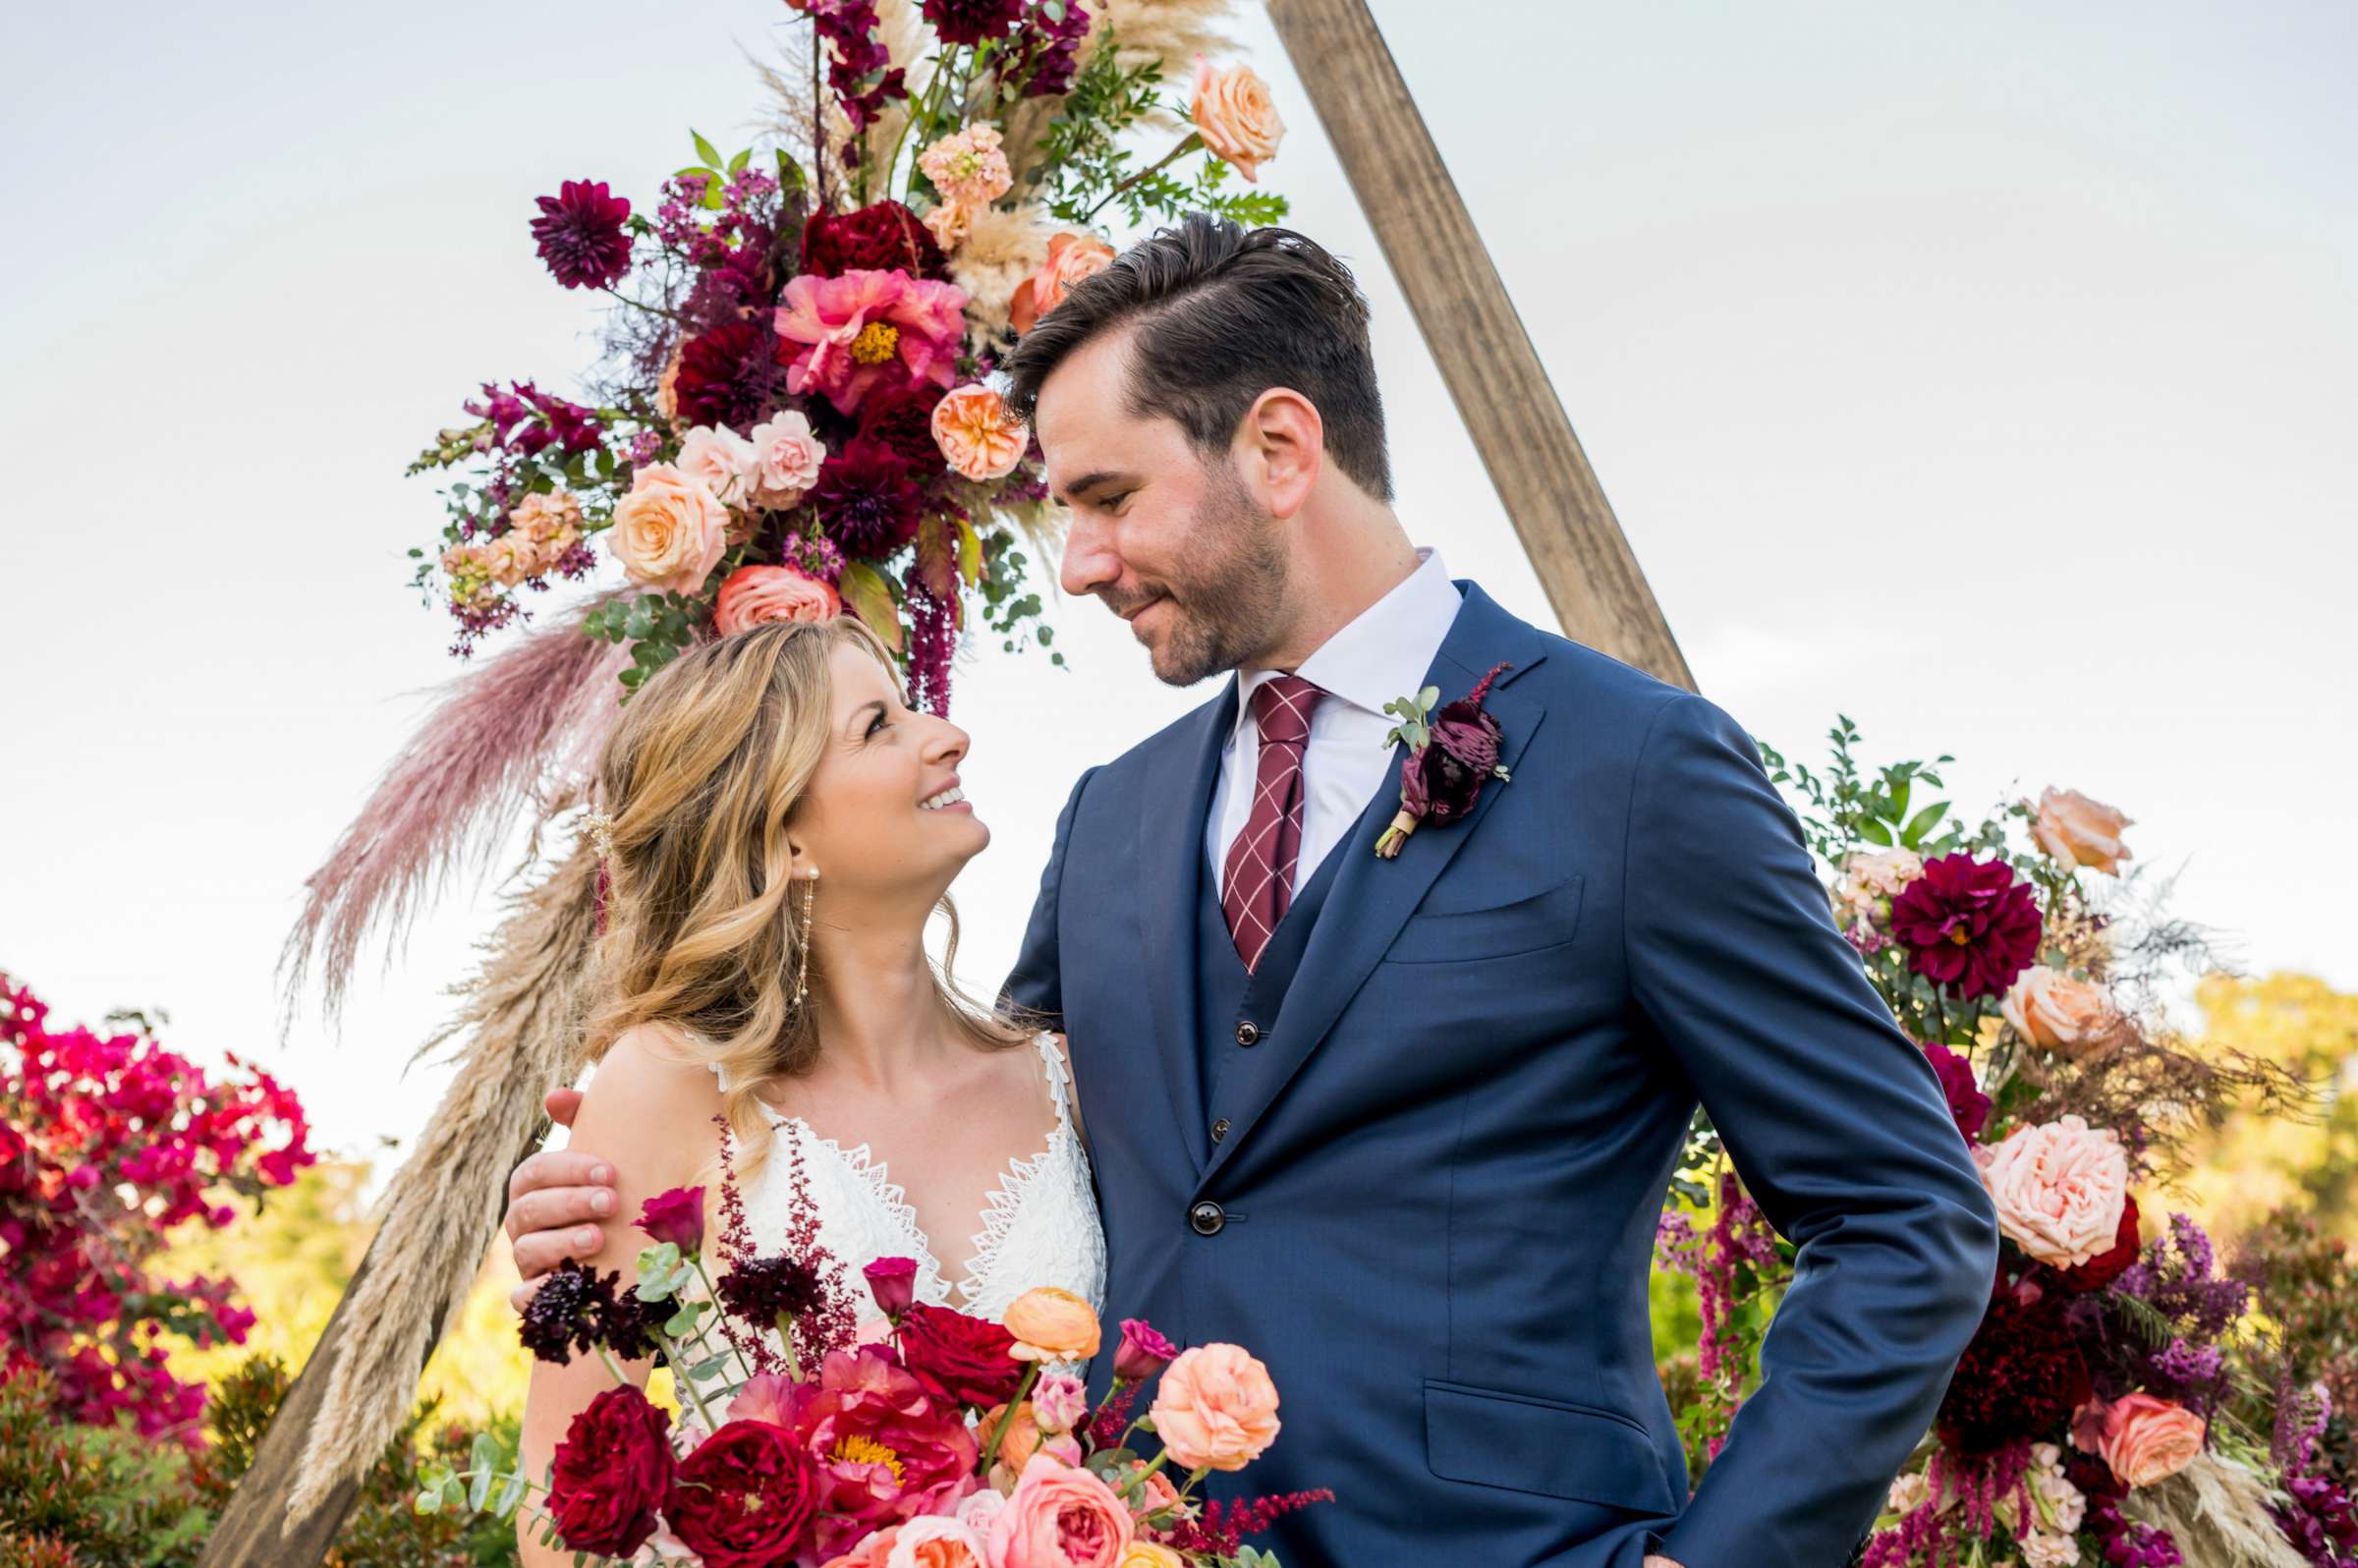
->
[1210,1118,1232,1144]
[1234,1021,1261,1047]
[1189,1201,1226,1236]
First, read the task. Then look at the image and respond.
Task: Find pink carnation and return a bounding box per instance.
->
[1974,1114,2128,1267]
[774,268,967,417]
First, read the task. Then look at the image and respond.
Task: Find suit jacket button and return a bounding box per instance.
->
[1234,1021,1261,1047]
[1189,1201,1226,1236]
[1210,1118,1232,1144]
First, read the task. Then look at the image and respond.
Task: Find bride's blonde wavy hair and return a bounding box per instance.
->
[582,616,1027,1171]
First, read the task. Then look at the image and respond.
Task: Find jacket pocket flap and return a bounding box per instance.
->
[1424,1379,1676,1514]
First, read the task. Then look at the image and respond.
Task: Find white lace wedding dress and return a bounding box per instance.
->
[715,1034,1106,1324]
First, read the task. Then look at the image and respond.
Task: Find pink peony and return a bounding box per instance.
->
[783,1345,981,1559]
[989,1452,1135,1568]
[2075,1393,2207,1488]
[1974,1115,2129,1267]
[775,268,967,417]
[1149,1344,1281,1473]
[713,565,842,636]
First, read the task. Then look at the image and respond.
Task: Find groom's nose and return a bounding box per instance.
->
[1059,512,1122,599]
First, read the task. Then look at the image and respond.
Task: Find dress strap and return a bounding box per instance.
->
[1034,1033,1074,1127]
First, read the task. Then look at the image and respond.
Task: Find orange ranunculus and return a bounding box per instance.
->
[1003,1287,1101,1364]
[1149,1343,1280,1473]
[931,383,1030,482]
[1009,233,1117,336]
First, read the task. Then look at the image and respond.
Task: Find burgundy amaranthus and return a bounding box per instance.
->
[531,179,635,291]
[1888,852,2043,999]
[1165,1489,1337,1556]
[712,1113,859,1370]
[906,584,958,717]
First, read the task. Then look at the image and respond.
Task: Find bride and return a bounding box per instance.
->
[513,616,1105,1565]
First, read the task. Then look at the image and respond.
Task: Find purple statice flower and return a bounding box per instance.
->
[625,428,664,468]
[2118,1213,2251,1345]
[2150,1337,2223,1387]
[531,178,634,290]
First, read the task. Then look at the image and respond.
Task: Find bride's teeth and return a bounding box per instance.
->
[921,787,966,812]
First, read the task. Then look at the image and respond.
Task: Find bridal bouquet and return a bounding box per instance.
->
[406,0,1291,714]
[1656,721,2352,1566]
[421,1132,1327,1566]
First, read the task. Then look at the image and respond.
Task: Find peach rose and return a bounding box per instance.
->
[1005,1288,1100,1364]
[713,564,842,636]
[1009,233,1117,336]
[981,1400,1043,1471]
[2032,787,2133,875]
[932,383,1029,482]
[608,462,728,593]
[822,1527,902,1568]
[744,410,826,507]
[678,423,756,507]
[2080,1393,2206,1488]
[1119,1545,1185,1568]
[884,1515,991,1568]
[989,1453,1134,1568]
[1974,1115,2128,1267]
[2001,967,2117,1059]
[1190,57,1284,183]
[1149,1343,1280,1473]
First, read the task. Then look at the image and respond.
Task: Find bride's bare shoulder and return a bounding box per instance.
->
[580,1024,723,1123]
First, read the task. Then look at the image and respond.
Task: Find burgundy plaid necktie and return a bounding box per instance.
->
[1221,674,1324,974]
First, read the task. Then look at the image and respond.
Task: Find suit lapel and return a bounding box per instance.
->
[1194,585,1549,1192]
[1136,681,1238,1175]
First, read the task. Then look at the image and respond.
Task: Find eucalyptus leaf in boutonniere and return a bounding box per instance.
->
[1376,663,1513,858]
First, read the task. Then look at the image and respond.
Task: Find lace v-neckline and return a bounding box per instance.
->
[742,1035,1076,1311]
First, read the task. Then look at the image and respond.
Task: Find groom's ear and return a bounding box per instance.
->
[1237,387,1324,522]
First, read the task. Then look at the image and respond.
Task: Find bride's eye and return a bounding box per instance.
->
[865,711,891,740]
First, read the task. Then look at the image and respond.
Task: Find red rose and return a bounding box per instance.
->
[898,1302,1024,1409]
[2055,1193,2142,1292]
[665,1419,822,1568]
[801,200,950,280]
[545,1385,675,1559]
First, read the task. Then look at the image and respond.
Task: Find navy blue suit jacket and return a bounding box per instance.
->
[1004,583,1997,1566]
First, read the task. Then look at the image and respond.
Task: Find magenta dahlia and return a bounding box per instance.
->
[1888,853,2043,999]
[531,179,634,291]
[812,439,925,559]
[1922,1040,1991,1144]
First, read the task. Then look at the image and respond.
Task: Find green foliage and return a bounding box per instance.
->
[0,1367,207,1567]
[582,589,704,695]
[1031,39,1290,231]
[1759,715,1989,868]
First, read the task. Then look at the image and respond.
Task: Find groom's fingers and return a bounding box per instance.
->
[506,1149,614,1218]
[542,1087,584,1128]
[508,1208,609,1283]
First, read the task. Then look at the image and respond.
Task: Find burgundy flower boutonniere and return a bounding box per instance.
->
[1376,663,1512,858]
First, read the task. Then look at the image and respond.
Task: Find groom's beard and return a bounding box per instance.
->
[1098,464,1289,688]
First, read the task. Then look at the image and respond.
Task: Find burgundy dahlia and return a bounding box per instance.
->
[1922,1040,1991,1144]
[671,320,794,433]
[1888,853,2043,1000]
[531,179,634,291]
[897,1301,1024,1408]
[858,383,951,472]
[546,1385,674,1558]
[922,0,1026,44]
[1405,663,1512,826]
[1937,1281,2091,1454]
[665,1419,822,1568]
[814,439,926,559]
[800,199,950,280]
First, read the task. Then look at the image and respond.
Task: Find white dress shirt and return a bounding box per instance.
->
[1207,548,1464,898]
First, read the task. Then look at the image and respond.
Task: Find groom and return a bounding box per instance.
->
[508,216,1998,1565]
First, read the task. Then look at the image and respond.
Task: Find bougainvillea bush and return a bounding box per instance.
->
[0,976,313,1439]
[1653,722,2352,1566]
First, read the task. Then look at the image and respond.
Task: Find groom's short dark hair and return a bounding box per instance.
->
[1002,213,1393,501]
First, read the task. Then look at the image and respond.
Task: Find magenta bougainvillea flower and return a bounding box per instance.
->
[530,179,634,290]
[1888,853,2042,999]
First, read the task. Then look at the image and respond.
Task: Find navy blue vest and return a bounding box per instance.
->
[1194,829,1355,1126]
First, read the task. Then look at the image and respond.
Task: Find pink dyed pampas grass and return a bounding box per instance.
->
[279,600,632,1024]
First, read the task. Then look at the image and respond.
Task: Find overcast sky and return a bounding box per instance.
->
[4,0,2352,1160]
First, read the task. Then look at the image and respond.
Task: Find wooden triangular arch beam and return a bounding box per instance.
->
[1266,0,1696,692]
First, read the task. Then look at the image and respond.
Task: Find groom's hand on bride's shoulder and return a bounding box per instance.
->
[502,1087,619,1312]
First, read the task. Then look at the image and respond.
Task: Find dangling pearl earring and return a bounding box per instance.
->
[793,868,819,1007]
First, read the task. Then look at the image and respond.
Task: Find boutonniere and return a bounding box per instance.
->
[1376,663,1513,858]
